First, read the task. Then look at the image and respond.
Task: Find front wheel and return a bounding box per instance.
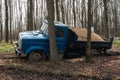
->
[28,51,46,61]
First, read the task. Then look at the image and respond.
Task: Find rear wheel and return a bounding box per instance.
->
[29,51,46,61]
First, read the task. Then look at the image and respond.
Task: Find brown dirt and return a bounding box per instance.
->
[0,47,120,80]
[68,26,104,41]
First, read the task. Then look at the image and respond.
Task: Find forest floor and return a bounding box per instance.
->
[0,46,120,80]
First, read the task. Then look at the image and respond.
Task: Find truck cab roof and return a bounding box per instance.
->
[19,20,68,40]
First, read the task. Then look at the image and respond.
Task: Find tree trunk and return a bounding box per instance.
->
[9,0,12,44]
[5,0,9,43]
[114,2,118,37]
[47,0,58,61]
[27,0,34,31]
[55,0,60,21]
[103,0,109,38]
[85,0,92,62]
[0,2,2,41]
[73,0,76,27]
[61,0,65,23]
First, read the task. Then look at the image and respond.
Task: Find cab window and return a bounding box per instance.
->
[56,29,64,37]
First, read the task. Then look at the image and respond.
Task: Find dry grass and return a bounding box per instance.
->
[0,41,14,53]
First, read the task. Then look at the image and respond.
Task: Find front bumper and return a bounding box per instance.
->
[14,42,22,56]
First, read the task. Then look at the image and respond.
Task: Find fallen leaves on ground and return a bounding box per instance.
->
[0,47,120,80]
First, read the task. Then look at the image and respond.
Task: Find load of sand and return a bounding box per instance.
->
[68,26,104,41]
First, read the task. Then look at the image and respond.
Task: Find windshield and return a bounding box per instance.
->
[41,22,48,35]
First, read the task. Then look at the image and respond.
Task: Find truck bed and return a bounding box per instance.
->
[67,37,114,53]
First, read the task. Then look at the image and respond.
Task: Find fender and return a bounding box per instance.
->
[25,46,49,56]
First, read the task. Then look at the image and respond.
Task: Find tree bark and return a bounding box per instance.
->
[27,0,34,31]
[85,0,92,62]
[73,0,76,27]
[114,2,118,37]
[103,0,109,38]
[5,0,9,43]
[9,0,12,44]
[55,0,60,21]
[0,1,2,41]
[47,0,58,61]
[61,0,65,23]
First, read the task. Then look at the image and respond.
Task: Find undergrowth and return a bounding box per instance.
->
[113,40,120,47]
[0,41,14,53]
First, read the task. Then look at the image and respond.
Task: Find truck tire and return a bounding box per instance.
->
[29,51,46,61]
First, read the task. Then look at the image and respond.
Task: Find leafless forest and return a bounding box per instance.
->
[0,0,120,43]
[0,0,120,79]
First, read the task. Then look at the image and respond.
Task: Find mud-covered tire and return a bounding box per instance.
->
[29,51,46,61]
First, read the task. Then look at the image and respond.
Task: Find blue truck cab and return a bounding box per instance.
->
[14,20,71,60]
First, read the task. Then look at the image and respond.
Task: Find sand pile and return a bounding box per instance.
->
[68,26,104,41]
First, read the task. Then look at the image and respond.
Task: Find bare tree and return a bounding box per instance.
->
[73,0,76,27]
[114,1,118,37]
[5,0,9,43]
[47,0,58,61]
[55,0,60,21]
[8,0,13,43]
[103,0,109,38]
[85,0,92,62]
[0,0,2,41]
[61,0,65,23]
[27,0,34,30]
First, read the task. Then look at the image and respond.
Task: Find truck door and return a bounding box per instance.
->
[56,28,66,53]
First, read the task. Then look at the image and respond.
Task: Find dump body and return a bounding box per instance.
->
[73,38,113,50]
[65,28,114,54]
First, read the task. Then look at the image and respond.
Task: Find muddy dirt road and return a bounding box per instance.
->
[0,47,120,80]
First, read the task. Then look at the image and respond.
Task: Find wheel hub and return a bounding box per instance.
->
[29,52,43,61]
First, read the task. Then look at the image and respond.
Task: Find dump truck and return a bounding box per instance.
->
[14,20,114,60]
